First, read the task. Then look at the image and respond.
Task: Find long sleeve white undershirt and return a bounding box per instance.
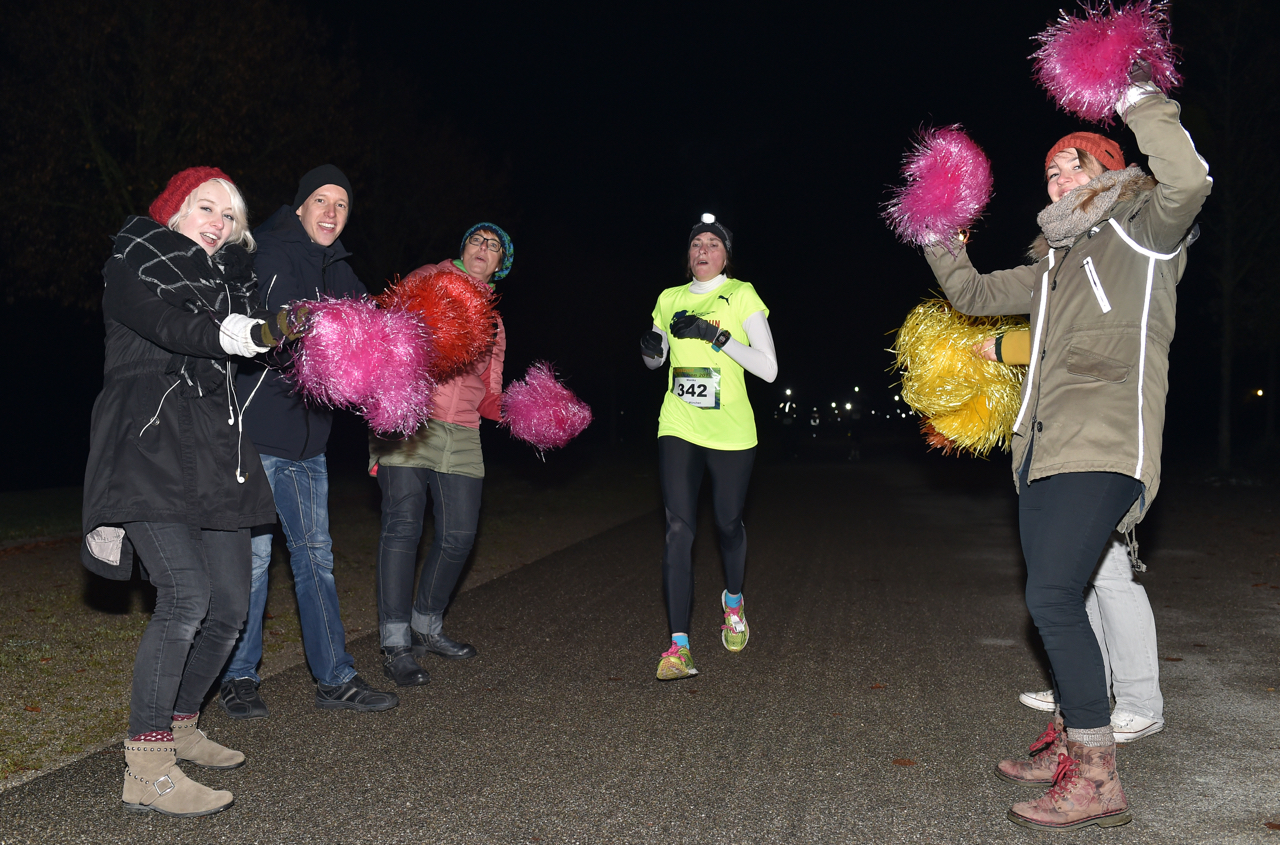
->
[643,275,778,382]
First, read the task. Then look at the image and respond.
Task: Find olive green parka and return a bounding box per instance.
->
[925,91,1212,531]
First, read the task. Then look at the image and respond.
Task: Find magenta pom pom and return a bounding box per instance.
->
[290,297,437,435]
[500,362,592,453]
[1032,1,1181,125]
[883,126,993,255]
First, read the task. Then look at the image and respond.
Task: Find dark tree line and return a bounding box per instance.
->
[0,0,514,308]
[1178,0,1278,468]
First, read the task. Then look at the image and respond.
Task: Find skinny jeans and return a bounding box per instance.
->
[376,465,483,648]
[658,435,754,636]
[1018,453,1142,730]
[125,522,250,736]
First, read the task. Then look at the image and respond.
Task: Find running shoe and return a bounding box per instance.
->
[1019,689,1056,712]
[656,642,698,681]
[721,590,749,652]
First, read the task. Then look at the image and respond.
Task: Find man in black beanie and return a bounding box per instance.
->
[219,165,408,720]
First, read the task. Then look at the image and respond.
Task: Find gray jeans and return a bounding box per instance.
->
[1087,534,1163,721]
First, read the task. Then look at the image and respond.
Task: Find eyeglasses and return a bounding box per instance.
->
[467,234,504,254]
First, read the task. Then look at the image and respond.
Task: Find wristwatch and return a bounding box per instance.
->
[711,328,732,351]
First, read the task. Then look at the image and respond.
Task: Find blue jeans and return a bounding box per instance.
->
[221,453,355,687]
[126,522,250,736]
[376,466,483,648]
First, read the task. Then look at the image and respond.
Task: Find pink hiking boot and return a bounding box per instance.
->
[995,718,1065,785]
[1007,741,1131,831]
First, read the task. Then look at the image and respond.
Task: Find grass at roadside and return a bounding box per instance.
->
[0,487,81,545]
[0,450,659,787]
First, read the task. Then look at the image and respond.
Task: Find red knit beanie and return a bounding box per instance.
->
[148,167,234,225]
[1044,133,1125,173]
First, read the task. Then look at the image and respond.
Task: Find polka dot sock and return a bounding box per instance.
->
[130,730,173,743]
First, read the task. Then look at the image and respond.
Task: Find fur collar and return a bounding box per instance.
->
[1027,166,1157,261]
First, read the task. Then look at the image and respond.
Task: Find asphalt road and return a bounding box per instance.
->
[2,451,1277,844]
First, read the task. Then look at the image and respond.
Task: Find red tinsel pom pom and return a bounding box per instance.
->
[883,126,993,256]
[378,265,499,382]
[501,362,593,453]
[920,418,960,457]
[1031,0,1181,125]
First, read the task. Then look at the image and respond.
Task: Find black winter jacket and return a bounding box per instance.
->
[81,228,276,580]
[235,205,367,461]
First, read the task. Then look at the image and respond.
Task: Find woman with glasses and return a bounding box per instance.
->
[370,223,513,686]
[640,214,778,680]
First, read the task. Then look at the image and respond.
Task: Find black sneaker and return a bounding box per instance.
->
[315,674,399,712]
[218,678,269,720]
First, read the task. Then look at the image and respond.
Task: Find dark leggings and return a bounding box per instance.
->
[658,435,755,635]
[1019,454,1142,730]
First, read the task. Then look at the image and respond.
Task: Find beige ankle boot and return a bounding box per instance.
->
[1007,739,1131,830]
[172,717,245,769]
[122,740,234,817]
[995,716,1065,785]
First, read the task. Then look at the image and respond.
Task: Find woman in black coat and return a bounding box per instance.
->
[81,167,282,817]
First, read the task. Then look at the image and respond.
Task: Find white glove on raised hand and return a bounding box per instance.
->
[1116,61,1160,119]
[219,313,270,357]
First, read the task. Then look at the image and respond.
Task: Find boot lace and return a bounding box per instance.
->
[1045,753,1081,800]
[1029,721,1061,755]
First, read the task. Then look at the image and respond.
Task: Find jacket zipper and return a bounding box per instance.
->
[1082,256,1113,313]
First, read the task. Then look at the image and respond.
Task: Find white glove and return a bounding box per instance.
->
[219,313,270,357]
[1115,82,1160,119]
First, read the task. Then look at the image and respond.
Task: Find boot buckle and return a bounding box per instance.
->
[153,774,175,797]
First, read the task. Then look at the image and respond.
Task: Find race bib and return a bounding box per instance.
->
[671,367,720,409]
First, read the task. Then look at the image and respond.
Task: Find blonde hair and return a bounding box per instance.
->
[167,178,256,252]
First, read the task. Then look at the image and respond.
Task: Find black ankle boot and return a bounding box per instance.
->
[381,647,431,686]
[411,628,477,660]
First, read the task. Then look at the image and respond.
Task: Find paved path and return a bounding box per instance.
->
[2,454,1277,844]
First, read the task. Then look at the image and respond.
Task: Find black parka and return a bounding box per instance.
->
[81,227,276,580]
[235,206,366,461]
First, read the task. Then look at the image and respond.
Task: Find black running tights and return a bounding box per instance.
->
[658,435,755,635]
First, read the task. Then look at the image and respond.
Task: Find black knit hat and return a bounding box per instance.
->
[292,164,353,210]
[688,213,733,254]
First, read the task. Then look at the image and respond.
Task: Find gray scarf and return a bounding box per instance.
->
[1036,165,1148,248]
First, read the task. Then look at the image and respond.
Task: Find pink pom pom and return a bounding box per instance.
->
[883,126,993,255]
[291,298,384,407]
[1032,0,1181,125]
[500,362,592,453]
[290,297,437,435]
[361,308,438,435]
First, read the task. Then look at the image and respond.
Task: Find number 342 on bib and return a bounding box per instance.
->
[671,367,721,410]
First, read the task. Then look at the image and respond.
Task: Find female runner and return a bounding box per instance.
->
[923,71,1210,829]
[641,214,778,680]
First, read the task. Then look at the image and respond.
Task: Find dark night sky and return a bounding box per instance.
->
[305,2,1220,450]
[7,2,1242,488]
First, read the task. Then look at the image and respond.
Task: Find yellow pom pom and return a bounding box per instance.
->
[891,298,1028,457]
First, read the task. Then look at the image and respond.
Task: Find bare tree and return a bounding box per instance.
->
[1177,0,1278,470]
